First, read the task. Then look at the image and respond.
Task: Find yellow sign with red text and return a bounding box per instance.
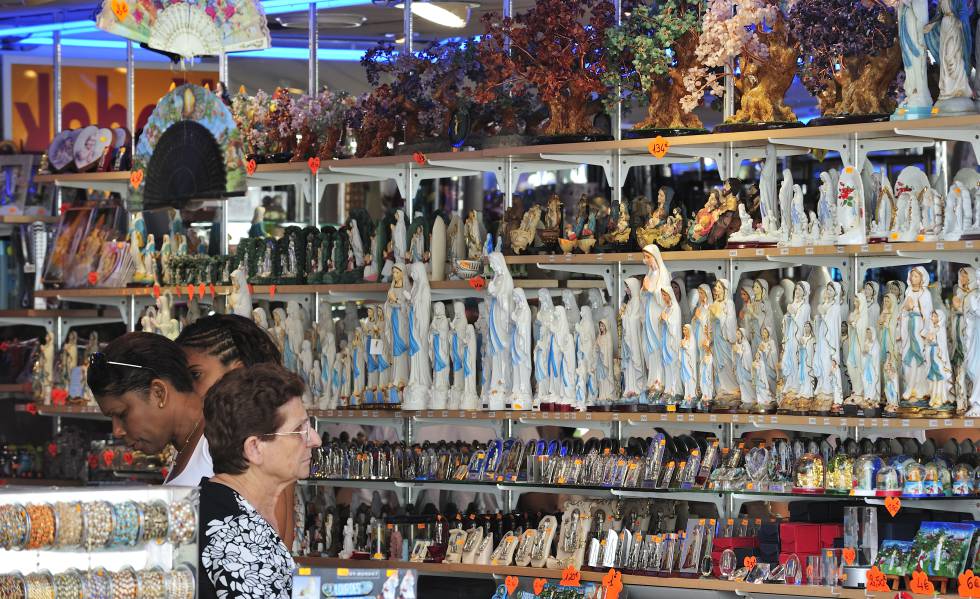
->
[9,63,217,152]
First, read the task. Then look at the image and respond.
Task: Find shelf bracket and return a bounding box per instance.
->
[515,415,612,436]
[625,417,726,435]
[247,171,312,206]
[428,159,505,179]
[665,258,729,276]
[856,254,933,282]
[534,263,625,298]
[732,259,798,282]
[328,165,414,200]
[0,315,56,330]
[897,249,980,267]
[894,127,980,161]
[732,420,849,438]
[769,135,932,172]
[539,153,615,188]
[53,295,138,330]
[665,146,732,179]
[412,415,500,431]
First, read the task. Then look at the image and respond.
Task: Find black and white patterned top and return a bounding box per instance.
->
[198,477,295,599]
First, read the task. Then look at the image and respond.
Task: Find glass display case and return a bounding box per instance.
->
[0,484,198,598]
[793,453,825,494]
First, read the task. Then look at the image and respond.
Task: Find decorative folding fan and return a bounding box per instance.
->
[96,0,270,58]
[131,84,246,209]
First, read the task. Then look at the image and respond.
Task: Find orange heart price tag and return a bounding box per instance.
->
[842,547,856,566]
[532,578,546,596]
[152,284,161,298]
[957,570,980,598]
[909,570,935,595]
[885,496,901,517]
[559,565,581,587]
[413,151,427,166]
[865,566,890,592]
[198,283,206,298]
[744,556,757,569]
[647,135,670,158]
[187,284,195,300]
[601,569,623,599]
[129,169,144,189]
[308,156,321,174]
[209,283,216,298]
[504,576,519,596]
[111,0,128,21]
[246,158,257,176]
[468,276,486,291]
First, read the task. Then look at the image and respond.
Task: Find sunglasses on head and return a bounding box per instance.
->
[88,352,157,376]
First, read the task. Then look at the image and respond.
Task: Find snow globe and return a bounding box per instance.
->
[952,463,974,496]
[825,453,855,495]
[793,453,825,494]
[875,466,901,497]
[853,454,883,496]
[902,462,927,498]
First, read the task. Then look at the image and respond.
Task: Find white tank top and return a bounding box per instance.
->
[165,436,214,487]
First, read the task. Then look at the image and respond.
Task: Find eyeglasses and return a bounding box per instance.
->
[260,420,317,443]
[88,352,158,377]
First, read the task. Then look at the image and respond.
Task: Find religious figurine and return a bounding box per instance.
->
[797,321,818,409]
[896,267,934,410]
[539,194,563,248]
[753,350,774,413]
[601,202,631,248]
[596,318,616,408]
[450,301,467,409]
[815,171,838,243]
[429,302,452,410]
[319,312,337,409]
[944,183,968,240]
[870,176,896,240]
[464,211,484,261]
[879,292,899,371]
[729,327,753,413]
[153,293,180,340]
[641,245,672,406]
[883,352,901,416]
[836,167,866,244]
[814,283,844,413]
[660,288,682,408]
[925,310,956,414]
[511,289,533,411]
[780,282,812,408]
[757,327,778,400]
[159,234,174,286]
[350,330,366,407]
[860,328,882,411]
[965,288,980,415]
[385,263,411,406]
[686,190,721,249]
[575,305,598,411]
[60,330,78,391]
[787,184,807,246]
[510,204,542,255]
[621,278,647,407]
[476,302,490,405]
[893,0,934,119]
[404,262,432,410]
[845,293,869,405]
[535,289,557,410]
[228,267,252,319]
[551,306,576,411]
[341,518,355,559]
[487,252,514,410]
[709,279,740,410]
[299,339,315,407]
[748,280,774,351]
[461,319,479,410]
[952,268,977,405]
[925,0,977,115]
[679,325,698,410]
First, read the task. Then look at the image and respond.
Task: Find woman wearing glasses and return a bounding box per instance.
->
[199,364,321,599]
[86,333,206,485]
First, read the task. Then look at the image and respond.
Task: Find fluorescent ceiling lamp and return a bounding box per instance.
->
[394,2,473,28]
[261,0,373,15]
[23,36,366,61]
[0,21,95,37]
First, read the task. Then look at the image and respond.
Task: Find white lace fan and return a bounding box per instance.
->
[97,0,270,59]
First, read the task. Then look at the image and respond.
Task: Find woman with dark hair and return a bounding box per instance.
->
[199,364,320,599]
[176,314,281,397]
[86,332,208,486]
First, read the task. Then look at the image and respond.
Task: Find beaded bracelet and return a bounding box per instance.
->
[108,568,136,599]
[81,502,114,551]
[109,502,140,548]
[138,501,168,544]
[22,572,52,599]
[24,505,54,550]
[52,502,82,549]
[167,500,196,546]
[0,573,25,599]
[84,569,111,599]
[0,505,29,550]
[52,570,83,599]
[165,566,194,599]
[135,568,166,599]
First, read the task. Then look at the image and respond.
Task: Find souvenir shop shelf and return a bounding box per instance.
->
[32,114,980,195]
[0,384,31,397]
[0,215,59,225]
[31,403,109,421]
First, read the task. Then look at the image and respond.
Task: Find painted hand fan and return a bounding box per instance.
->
[97,0,270,58]
[130,84,246,209]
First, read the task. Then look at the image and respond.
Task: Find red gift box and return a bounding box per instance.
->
[779,523,821,553]
[713,536,758,550]
[819,524,843,550]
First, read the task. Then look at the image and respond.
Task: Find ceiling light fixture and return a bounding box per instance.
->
[394,2,475,28]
